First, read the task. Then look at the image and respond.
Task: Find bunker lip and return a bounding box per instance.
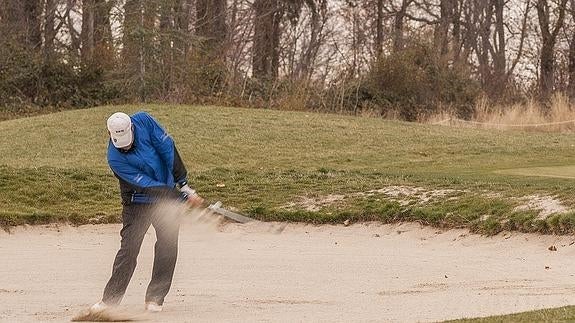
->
[2,221,575,322]
[282,185,573,221]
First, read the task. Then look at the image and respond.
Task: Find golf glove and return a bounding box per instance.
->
[179,184,197,197]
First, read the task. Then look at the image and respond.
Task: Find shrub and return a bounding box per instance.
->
[0,41,120,110]
[365,43,480,120]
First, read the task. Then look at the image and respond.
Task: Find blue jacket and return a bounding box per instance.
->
[107,111,188,204]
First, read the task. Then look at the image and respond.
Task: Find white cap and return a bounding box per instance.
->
[107,112,133,148]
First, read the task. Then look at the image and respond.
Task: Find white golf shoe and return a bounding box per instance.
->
[145,302,163,312]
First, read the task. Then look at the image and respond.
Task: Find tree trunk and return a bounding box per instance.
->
[393,0,412,53]
[24,0,43,50]
[298,0,325,80]
[93,0,114,69]
[173,0,191,59]
[67,0,82,59]
[252,0,282,81]
[159,1,173,94]
[477,0,493,87]
[536,0,569,102]
[122,0,146,100]
[142,0,157,75]
[2,0,43,49]
[122,0,141,67]
[540,43,555,101]
[44,0,57,62]
[568,0,575,99]
[81,0,95,64]
[196,0,227,61]
[452,0,462,64]
[173,0,192,88]
[375,0,383,59]
[435,0,453,62]
[491,0,506,97]
[459,0,478,65]
[82,0,114,68]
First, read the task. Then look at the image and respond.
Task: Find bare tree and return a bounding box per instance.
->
[196,0,227,61]
[25,0,43,50]
[81,0,114,68]
[391,0,414,53]
[436,0,455,61]
[252,0,282,80]
[122,0,146,98]
[81,0,94,63]
[158,0,175,94]
[568,0,575,98]
[375,0,384,59]
[44,0,58,61]
[174,0,192,60]
[286,0,328,80]
[452,0,463,64]
[1,0,43,49]
[536,0,569,101]
[66,0,83,59]
[491,0,506,94]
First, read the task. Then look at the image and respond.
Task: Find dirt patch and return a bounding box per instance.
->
[283,187,573,223]
[282,186,458,210]
[282,194,346,211]
[361,186,457,205]
[514,195,570,219]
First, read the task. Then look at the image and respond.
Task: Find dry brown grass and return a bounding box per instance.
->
[428,94,575,132]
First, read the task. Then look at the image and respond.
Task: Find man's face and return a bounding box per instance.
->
[119,142,133,152]
[109,125,134,151]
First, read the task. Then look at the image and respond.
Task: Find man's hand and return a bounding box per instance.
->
[187,194,204,208]
[179,184,204,207]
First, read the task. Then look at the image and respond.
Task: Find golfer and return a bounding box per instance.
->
[91,111,203,313]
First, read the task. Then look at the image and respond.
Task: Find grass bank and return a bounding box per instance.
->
[446,305,575,322]
[1,104,575,233]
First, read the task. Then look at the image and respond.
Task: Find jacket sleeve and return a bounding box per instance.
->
[109,156,183,200]
[141,112,188,185]
[172,146,188,184]
[144,113,188,184]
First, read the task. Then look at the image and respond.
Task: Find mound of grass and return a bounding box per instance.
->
[446,305,575,322]
[2,104,575,232]
[0,165,121,228]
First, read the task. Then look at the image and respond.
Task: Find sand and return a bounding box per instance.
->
[1,220,575,323]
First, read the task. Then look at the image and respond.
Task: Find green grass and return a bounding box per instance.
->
[2,104,575,232]
[498,165,575,179]
[446,305,575,322]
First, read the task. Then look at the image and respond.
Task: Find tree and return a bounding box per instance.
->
[491,0,506,95]
[392,0,414,53]
[1,0,42,50]
[375,0,384,59]
[436,0,455,62]
[252,0,283,80]
[196,0,227,61]
[44,0,57,61]
[568,0,575,99]
[82,0,114,68]
[24,0,43,50]
[536,0,569,101]
[281,0,328,80]
[122,0,145,98]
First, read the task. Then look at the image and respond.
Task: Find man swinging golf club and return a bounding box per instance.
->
[90,111,203,314]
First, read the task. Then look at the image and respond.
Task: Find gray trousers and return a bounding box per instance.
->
[102,203,180,306]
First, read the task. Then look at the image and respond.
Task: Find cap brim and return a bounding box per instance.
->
[111,129,133,148]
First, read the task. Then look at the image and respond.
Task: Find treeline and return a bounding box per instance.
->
[1,0,575,120]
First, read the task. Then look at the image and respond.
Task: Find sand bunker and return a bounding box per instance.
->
[2,220,575,322]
